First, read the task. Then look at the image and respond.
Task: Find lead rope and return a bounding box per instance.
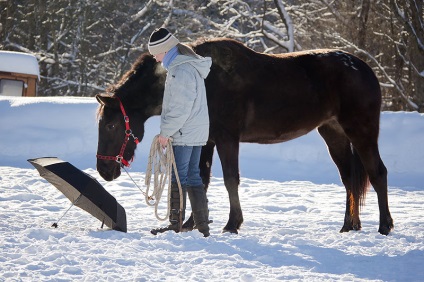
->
[122,166,154,201]
[144,135,183,230]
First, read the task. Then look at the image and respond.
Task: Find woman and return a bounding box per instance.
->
[148,27,212,237]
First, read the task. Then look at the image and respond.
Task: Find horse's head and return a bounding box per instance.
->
[95,53,165,181]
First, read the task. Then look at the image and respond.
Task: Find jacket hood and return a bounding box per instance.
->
[169,55,212,79]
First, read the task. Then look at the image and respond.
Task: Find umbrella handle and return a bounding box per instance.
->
[52,194,82,228]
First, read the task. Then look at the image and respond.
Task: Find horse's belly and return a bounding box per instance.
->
[240,128,312,144]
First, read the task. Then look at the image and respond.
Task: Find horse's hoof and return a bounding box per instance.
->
[340,221,362,233]
[222,228,238,234]
[378,225,393,235]
[378,217,394,235]
[352,223,362,231]
[339,225,352,233]
[182,220,212,232]
[182,219,195,231]
[181,224,194,232]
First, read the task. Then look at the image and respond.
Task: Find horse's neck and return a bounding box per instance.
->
[140,90,163,119]
[136,61,165,118]
[147,104,162,117]
[146,68,165,117]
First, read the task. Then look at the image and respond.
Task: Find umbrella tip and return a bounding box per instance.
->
[51,223,58,228]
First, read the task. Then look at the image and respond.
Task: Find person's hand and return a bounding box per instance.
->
[158,135,169,148]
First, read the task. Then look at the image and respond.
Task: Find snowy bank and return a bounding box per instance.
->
[1,96,422,188]
[1,96,424,281]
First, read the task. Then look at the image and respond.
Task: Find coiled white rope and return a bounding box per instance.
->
[144,135,183,224]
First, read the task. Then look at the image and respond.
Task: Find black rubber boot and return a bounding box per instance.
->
[187,185,210,237]
[151,182,186,235]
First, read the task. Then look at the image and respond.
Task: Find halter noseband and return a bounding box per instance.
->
[96,97,140,167]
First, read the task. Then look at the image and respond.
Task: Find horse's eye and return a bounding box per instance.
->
[106,123,116,131]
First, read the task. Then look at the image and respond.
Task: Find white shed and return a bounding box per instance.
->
[0,51,40,96]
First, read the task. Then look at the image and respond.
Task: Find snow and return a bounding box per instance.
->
[1,96,423,281]
[0,51,40,79]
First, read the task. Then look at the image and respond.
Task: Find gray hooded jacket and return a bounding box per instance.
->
[160,55,212,146]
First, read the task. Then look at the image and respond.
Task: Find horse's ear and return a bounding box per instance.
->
[96,94,120,109]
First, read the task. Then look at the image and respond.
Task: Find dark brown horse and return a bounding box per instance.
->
[96,38,393,235]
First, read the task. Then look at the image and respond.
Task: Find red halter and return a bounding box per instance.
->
[96,97,140,167]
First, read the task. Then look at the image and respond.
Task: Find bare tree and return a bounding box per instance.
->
[1,0,422,111]
[390,0,424,111]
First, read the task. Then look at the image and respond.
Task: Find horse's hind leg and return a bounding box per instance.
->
[318,122,364,232]
[347,135,394,235]
[339,115,394,235]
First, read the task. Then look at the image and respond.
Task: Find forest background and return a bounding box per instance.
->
[1,0,423,112]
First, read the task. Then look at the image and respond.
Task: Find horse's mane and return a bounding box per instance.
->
[106,53,157,96]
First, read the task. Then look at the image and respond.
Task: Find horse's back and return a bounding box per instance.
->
[194,39,382,143]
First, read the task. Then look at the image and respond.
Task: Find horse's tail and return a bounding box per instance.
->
[350,144,370,212]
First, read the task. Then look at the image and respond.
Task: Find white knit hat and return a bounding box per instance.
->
[148,28,180,56]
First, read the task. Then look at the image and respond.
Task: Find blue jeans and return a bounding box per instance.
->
[171,145,203,188]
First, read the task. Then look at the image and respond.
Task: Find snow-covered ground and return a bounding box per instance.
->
[1,96,423,281]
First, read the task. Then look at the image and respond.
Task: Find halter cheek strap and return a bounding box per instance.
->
[96,97,139,167]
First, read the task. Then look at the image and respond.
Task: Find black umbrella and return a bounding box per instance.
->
[28,157,127,232]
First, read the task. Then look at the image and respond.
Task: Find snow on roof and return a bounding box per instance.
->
[0,51,40,79]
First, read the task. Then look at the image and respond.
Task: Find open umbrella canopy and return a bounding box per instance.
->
[28,157,127,232]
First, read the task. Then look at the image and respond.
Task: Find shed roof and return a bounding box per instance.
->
[0,51,40,79]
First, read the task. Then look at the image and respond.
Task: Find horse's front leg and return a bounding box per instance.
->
[182,141,215,231]
[199,140,216,190]
[216,138,243,233]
